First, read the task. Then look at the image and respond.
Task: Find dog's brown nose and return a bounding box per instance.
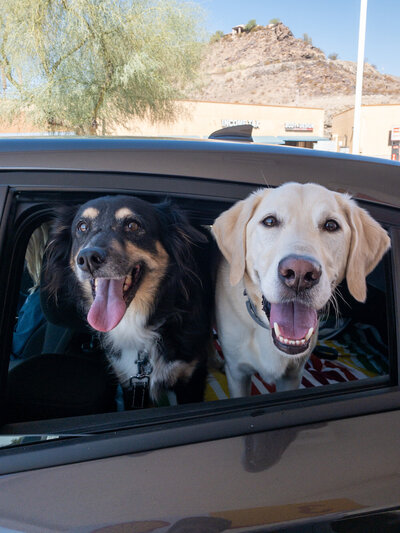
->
[77,247,107,273]
[278,254,322,292]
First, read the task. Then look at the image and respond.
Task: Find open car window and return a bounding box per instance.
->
[1,186,396,444]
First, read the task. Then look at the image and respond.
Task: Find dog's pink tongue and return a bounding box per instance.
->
[87,278,126,332]
[270,302,317,340]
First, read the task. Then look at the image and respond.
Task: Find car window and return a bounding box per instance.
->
[3,189,395,428]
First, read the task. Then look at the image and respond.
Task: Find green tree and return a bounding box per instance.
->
[0,0,204,135]
[244,19,257,32]
[269,18,281,24]
[210,30,224,43]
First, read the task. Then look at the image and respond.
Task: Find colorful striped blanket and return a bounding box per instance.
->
[205,321,388,401]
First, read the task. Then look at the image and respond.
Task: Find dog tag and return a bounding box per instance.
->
[136,351,153,378]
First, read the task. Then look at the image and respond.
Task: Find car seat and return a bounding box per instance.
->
[6,264,118,423]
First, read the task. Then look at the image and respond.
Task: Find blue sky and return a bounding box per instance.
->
[193,0,400,77]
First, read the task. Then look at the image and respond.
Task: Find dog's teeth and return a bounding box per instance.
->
[277,334,312,347]
[277,334,310,347]
[305,327,314,341]
[274,322,281,338]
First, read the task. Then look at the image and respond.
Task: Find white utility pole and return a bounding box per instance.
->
[352,0,368,154]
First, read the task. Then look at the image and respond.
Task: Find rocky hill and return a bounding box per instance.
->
[187,23,400,133]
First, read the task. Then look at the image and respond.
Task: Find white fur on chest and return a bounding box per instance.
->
[103,307,195,400]
[105,309,160,384]
[217,292,289,382]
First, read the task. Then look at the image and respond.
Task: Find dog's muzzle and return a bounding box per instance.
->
[259,254,321,356]
[75,246,144,332]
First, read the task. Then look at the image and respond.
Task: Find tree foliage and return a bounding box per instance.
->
[0,0,205,134]
[210,30,224,43]
[244,19,257,32]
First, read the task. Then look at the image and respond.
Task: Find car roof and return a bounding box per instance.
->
[0,137,398,207]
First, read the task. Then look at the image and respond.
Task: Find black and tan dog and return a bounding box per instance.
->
[44,195,213,407]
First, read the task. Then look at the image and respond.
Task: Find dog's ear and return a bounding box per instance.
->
[343,198,390,302]
[212,190,264,286]
[42,205,78,300]
[156,200,208,282]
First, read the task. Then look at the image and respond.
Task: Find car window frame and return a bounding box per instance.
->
[0,172,398,475]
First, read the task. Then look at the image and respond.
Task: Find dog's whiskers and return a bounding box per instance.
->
[323,286,349,328]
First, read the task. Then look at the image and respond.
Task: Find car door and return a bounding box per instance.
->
[0,145,398,532]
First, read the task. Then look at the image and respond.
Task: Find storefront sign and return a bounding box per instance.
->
[285,122,314,132]
[391,141,399,161]
[391,127,400,142]
[221,119,260,129]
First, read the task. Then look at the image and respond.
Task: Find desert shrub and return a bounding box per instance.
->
[210,30,224,43]
[245,19,257,32]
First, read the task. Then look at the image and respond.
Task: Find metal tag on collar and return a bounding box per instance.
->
[123,350,153,409]
[136,350,153,379]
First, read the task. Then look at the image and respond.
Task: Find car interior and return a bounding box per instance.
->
[3,190,396,425]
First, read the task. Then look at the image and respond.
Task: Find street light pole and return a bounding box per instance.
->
[352,0,368,155]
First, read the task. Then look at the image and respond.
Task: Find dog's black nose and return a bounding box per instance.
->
[77,247,107,273]
[278,254,322,292]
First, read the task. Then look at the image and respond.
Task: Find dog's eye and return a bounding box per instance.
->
[125,220,140,232]
[77,221,89,233]
[324,219,340,232]
[262,216,278,227]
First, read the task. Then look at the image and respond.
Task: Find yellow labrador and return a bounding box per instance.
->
[212,182,391,397]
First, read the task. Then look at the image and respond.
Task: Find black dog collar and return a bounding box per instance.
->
[243,289,270,330]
